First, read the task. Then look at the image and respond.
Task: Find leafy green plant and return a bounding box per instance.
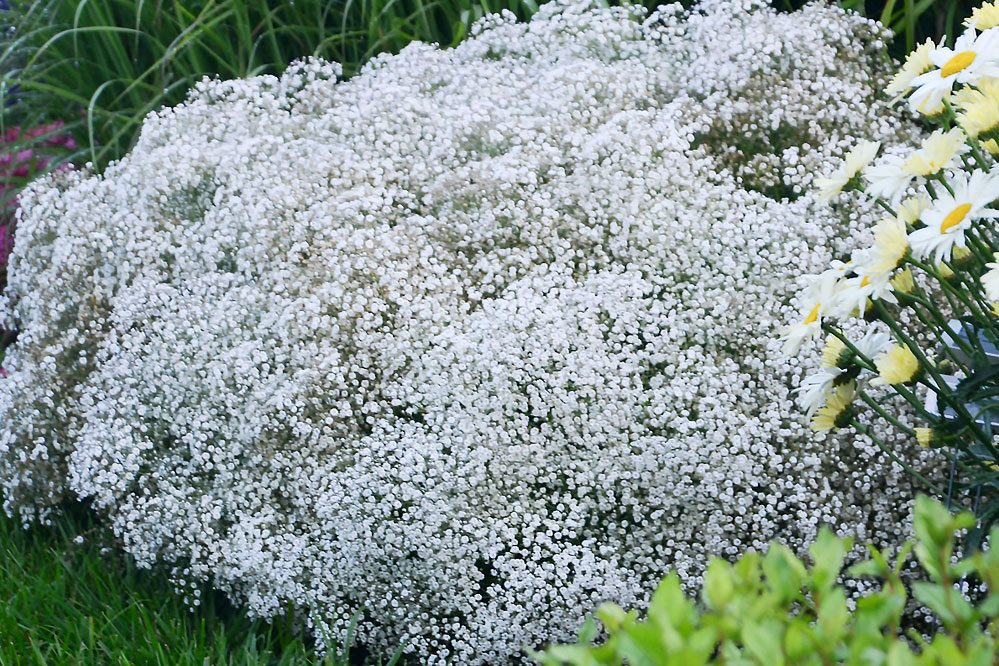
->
[537,495,999,666]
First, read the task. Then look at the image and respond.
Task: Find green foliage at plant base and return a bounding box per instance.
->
[0,505,349,665]
[537,496,999,666]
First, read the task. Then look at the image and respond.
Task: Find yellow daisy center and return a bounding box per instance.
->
[860,276,870,287]
[940,203,972,233]
[941,51,977,77]
[803,303,820,325]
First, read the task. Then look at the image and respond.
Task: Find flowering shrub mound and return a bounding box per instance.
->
[0,1,930,662]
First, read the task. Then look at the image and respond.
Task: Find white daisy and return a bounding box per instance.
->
[908,29,999,115]
[815,140,881,202]
[983,252,999,301]
[864,130,967,203]
[903,128,969,177]
[798,325,890,415]
[797,368,840,416]
[864,153,912,203]
[831,271,898,319]
[886,38,936,99]
[795,327,891,416]
[782,269,842,355]
[908,169,999,263]
[855,326,892,362]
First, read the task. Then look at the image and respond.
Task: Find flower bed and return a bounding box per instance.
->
[0,0,933,662]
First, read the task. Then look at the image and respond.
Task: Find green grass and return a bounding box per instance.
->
[0,505,353,665]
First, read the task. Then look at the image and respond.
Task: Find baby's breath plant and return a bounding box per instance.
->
[1,0,926,662]
[783,0,999,545]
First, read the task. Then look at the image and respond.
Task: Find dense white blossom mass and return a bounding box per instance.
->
[0,0,937,662]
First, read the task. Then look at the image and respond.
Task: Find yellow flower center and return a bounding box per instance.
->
[803,303,821,325]
[941,51,977,77]
[860,276,871,287]
[940,202,973,233]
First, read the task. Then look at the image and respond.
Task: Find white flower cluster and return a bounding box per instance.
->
[782,2,999,525]
[0,0,933,662]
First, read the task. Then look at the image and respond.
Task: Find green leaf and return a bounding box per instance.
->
[848,559,886,579]
[886,640,917,666]
[577,616,600,644]
[680,627,718,665]
[617,624,666,666]
[913,543,942,581]
[596,603,630,632]
[977,592,999,617]
[914,496,955,548]
[922,634,967,665]
[741,619,785,666]
[762,544,806,604]
[783,619,815,662]
[816,588,850,644]
[734,551,763,588]
[703,558,735,611]
[809,528,851,591]
[854,592,905,634]
[648,573,696,637]
[912,582,976,630]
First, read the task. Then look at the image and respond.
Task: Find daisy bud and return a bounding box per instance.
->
[873,344,922,385]
[951,245,975,269]
[966,1,999,31]
[915,427,937,448]
[890,268,916,295]
[811,383,856,432]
